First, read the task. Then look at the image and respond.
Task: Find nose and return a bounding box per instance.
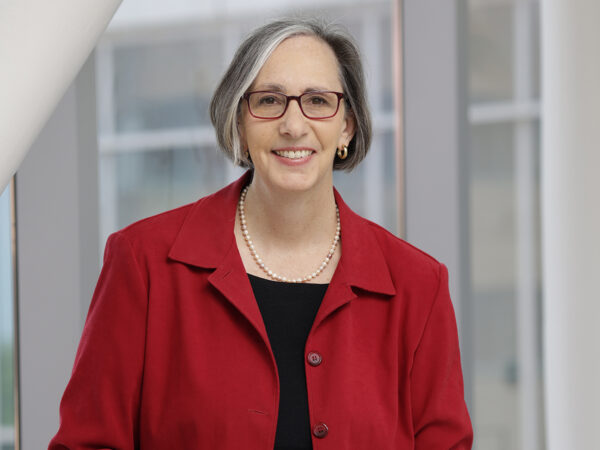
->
[279,97,308,138]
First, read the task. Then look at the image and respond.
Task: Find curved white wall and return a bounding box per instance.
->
[542,2,600,449]
[0,0,122,193]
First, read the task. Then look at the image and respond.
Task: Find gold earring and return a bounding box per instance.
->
[337,145,348,160]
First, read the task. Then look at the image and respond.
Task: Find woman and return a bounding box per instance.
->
[50,18,472,449]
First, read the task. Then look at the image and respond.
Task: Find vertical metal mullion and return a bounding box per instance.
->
[455,0,474,415]
[392,0,406,238]
[513,1,541,449]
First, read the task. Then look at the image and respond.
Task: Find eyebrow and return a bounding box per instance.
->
[252,83,335,93]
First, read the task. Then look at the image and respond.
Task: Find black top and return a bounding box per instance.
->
[248,274,328,450]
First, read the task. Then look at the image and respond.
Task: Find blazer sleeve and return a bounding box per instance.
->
[48,231,148,450]
[410,263,473,449]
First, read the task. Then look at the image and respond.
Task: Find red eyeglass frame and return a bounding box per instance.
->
[242,91,345,120]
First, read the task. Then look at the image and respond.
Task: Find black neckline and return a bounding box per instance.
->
[247,273,329,288]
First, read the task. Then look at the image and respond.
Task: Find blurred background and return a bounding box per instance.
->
[0,0,544,448]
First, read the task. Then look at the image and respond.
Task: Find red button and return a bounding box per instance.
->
[307,351,322,366]
[313,422,328,438]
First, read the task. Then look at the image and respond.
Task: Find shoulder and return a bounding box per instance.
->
[112,202,195,251]
[361,217,444,287]
[334,184,445,292]
[355,218,452,339]
[104,178,238,266]
[105,193,211,264]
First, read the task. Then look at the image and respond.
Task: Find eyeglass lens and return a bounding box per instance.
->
[247,92,340,118]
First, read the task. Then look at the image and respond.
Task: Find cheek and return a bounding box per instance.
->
[327,122,348,146]
[246,126,272,149]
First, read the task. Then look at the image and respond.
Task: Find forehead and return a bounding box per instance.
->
[252,35,342,92]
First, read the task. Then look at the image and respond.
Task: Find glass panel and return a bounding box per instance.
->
[114,37,223,133]
[0,184,16,450]
[470,122,519,449]
[469,1,514,103]
[380,17,395,113]
[466,1,543,449]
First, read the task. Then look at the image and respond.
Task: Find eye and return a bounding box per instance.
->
[305,94,331,106]
[257,94,284,105]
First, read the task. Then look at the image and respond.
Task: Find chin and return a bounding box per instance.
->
[272,170,325,193]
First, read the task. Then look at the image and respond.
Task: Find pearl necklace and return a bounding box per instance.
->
[238,186,341,283]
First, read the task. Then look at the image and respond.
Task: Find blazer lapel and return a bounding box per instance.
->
[168,171,271,347]
[208,242,270,346]
[311,189,397,330]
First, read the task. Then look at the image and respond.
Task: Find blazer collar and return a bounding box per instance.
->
[168,171,396,296]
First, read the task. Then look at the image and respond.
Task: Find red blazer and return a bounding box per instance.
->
[49,172,472,449]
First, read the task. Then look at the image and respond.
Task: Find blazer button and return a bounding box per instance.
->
[313,422,329,438]
[307,351,322,366]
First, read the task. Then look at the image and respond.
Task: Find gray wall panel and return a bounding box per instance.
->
[16,54,99,450]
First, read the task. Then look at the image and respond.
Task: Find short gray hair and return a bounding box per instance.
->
[209,18,371,171]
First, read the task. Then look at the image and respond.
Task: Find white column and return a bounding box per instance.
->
[541,2,600,449]
[0,0,122,192]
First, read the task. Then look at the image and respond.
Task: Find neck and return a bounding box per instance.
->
[242,174,337,252]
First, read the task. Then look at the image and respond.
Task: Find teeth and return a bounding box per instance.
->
[275,150,312,159]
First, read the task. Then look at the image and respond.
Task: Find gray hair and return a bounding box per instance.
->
[209,18,372,171]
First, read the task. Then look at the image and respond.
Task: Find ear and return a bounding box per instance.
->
[338,110,356,149]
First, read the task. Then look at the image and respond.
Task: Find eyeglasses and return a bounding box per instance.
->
[242,91,345,120]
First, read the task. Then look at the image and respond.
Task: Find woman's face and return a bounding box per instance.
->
[238,35,355,195]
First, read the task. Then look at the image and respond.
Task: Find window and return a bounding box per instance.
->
[467,0,543,448]
[0,183,16,450]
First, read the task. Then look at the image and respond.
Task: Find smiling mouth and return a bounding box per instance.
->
[273,149,314,159]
